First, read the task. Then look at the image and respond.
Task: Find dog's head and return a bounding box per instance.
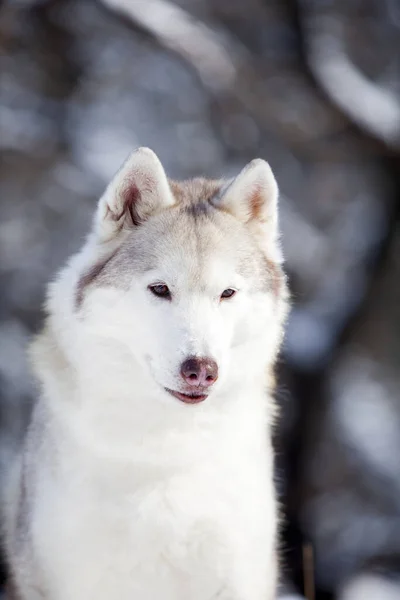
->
[53,149,288,406]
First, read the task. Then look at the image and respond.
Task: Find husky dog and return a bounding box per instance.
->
[3,148,289,600]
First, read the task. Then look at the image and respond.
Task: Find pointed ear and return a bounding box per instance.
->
[212,158,281,259]
[95,147,175,242]
[213,159,278,229]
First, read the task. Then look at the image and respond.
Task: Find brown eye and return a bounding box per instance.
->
[149,284,171,299]
[220,288,236,300]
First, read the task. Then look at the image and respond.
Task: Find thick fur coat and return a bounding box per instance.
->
[3,149,289,600]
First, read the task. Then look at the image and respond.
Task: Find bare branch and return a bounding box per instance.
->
[100,0,356,158]
[301,17,400,150]
[101,0,237,92]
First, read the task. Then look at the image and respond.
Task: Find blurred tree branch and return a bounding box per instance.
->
[299,9,400,151]
[100,0,385,159]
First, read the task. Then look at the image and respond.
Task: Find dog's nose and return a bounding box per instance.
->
[180,357,218,387]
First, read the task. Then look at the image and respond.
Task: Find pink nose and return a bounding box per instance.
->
[180,357,218,387]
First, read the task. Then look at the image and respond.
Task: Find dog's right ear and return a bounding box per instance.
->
[95,148,175,242]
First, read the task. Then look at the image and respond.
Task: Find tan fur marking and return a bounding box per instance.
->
[75,249,119,308]
[168,178,223,208]
[249,184,266,222]
[264,257,285,298]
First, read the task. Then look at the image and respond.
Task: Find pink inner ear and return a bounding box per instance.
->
[249,184,265,221]
[110,180,142,226]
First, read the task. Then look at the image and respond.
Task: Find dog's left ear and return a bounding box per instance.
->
[95,147,175,242]
[212,159,281,259]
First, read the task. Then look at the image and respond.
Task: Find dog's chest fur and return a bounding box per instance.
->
[26,399,276,600]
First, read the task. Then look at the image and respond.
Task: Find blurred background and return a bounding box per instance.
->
[1,0,400,598]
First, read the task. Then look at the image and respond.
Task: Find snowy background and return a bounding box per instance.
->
[1,1,400,598]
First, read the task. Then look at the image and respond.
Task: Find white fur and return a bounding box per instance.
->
[5,149,288,600]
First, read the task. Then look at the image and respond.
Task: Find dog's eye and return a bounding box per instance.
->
[220,288,236,300]
[149,284,171,299]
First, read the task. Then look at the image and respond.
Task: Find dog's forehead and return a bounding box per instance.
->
[129,203,250,276]
[87,178,272,296]
[77,178,283,304]
[168,177,223,206]
[112,197,262,289]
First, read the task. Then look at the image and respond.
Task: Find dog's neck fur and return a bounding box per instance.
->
[31,315,275,471]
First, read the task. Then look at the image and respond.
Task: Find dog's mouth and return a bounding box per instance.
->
[165,388,208,404]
